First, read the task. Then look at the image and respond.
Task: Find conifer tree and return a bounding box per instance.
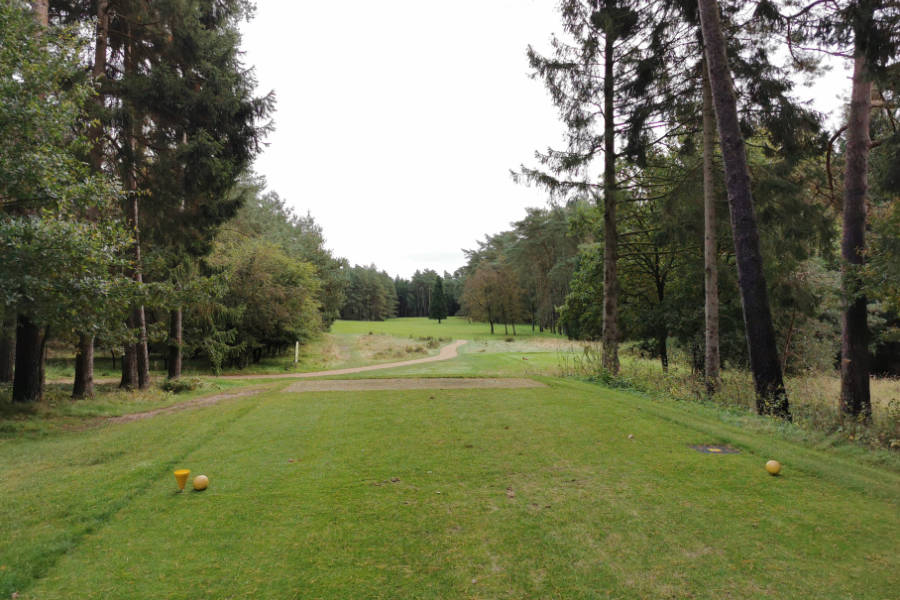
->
[429,277,449,324]
[696,0,791,419]
[522,0,674,374]
[775,0,899,419]
[2,1,124,402]
[51,0,273,387]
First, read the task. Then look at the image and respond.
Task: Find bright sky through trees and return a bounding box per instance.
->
[239,0,849,279]
[240,0,565,278]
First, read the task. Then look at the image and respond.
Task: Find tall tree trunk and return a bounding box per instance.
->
[72,335,94,399]
[12,317,46,403]
[120,345,138,390]
[72,0,109,399]
[123,27,151,390]
[839,53,872,420]
[701,61,721,394]
[88,0,108,170]
[601,30,620,375]
[657,328,669,373]
[167,308,182,379]
[123,187,150,390]
[136,305,150,388]
[0,315,15,383]
[120,315,138,390]
[697,0,790,419]
[12,2,51,403]
[32,0,48,26]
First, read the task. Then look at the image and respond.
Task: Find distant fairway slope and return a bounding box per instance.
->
[2,378,898,599]
[330,316,565,341]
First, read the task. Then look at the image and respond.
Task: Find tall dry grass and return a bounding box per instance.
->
[558,344,900,451]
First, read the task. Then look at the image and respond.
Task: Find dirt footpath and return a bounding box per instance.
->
[105,388,266,424]
[218,339,470,380]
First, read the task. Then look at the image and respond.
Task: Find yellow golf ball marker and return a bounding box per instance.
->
[174,469,190,491]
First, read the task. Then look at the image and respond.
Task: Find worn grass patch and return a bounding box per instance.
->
[0,380,251,437]
[2,380,898,599]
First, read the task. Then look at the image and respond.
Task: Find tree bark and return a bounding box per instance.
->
[0,315,15,383]
[120,314,138,390]
[120,343,138,390]
[88,0,109,170]
[12,317,46,403]
[601,30,620,375]
[123,25,151,390]
[839,53,872,420]
[72,0,109,400]
[657,328,669,373]
[136,305,150,388]
[167,308,182,379]
[72,334,95,399]
[701,61,721,394]
[32,0,48,26]
[697,0,790,419]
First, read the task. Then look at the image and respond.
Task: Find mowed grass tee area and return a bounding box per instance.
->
[2,318,899,599]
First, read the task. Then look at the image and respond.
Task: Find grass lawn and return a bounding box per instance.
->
[330,316,563,341]
[2,378,898,599]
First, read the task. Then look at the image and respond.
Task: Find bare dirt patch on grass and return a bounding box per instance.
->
[105,388,265,424]
[285,378,547,393]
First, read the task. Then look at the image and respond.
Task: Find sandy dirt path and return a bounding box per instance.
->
[216,339,470,380]
[52,340,470,385]
[98,340,545,424]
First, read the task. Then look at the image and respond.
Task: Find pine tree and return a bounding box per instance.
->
[51,0,273,386]
[522,0,675,374]
[697,0,790,419]
[776,0,900,419]
[429,277,449,324]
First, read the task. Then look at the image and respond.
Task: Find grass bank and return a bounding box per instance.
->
[560,345,900,455]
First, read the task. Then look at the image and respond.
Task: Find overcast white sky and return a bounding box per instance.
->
[239,1,851,280]
[240,0,565,279]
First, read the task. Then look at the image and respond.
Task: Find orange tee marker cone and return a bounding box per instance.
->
[174,469,190,491]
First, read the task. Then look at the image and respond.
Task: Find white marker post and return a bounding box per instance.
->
[294,340,299,364]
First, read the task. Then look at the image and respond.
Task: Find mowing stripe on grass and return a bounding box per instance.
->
[0,385,282,597]
[17,380,899,599]
[560,378,900,502]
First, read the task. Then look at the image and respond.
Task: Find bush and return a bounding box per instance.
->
[160,377,204,394]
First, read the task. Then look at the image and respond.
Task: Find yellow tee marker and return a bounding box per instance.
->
[174,469,190,492]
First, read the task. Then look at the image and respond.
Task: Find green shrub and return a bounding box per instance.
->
[160,377,204,394]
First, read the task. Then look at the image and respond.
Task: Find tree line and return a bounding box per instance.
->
[357,0,898,428]
[513,0,899,423]
[0,1,346,401]
[339,267,461,322]
[2,0,897,431]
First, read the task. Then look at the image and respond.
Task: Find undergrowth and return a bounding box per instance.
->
[559,345,900,454]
